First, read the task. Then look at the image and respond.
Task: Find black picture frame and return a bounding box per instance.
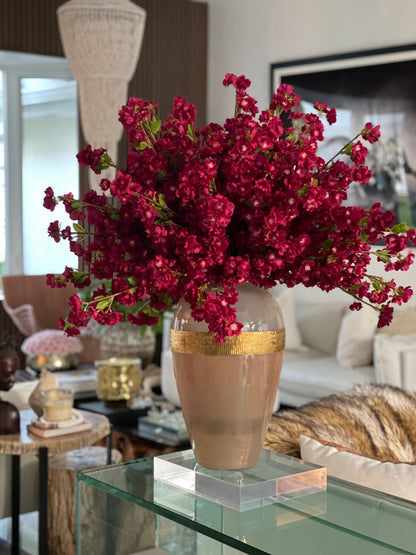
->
[270,45,416,227]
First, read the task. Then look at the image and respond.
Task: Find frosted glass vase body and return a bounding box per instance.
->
[170,283,285,470]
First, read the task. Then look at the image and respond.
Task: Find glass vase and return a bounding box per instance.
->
[170,283,285,470]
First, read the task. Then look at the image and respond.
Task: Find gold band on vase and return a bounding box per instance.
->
[170,329,285,356]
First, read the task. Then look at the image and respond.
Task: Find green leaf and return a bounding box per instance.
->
[359,230,369,243]
[158,194,167,206]
[187,124,195,139]
[297,185,308,198]
[349,283,363,291]
[391,222,411,234]
[72,200,84,211]
[320,238,332,251]
[155,218,172,226]
[73,223,84,233]
[154,207,168,218]
[372,279,384,291]
[101,152,114,165]
[358,217,368,227]
[72,271,88,284]
[157,170,167,181]
[377,252,391,263]
[342,144,353,156]
[96,300,110,310]
[143,304,159,317]
[137,141,149,151]
[150,117,161,134]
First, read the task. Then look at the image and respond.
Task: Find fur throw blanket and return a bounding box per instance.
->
[264,384,416,463]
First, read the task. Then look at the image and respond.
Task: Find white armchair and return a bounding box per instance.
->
[374,333,416,391]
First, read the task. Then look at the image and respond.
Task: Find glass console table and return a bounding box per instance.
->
[77,449,416,555]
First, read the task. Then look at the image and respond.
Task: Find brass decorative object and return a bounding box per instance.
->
[95,357,142,400]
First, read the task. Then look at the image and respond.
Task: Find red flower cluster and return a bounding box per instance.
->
[44,75,415,341]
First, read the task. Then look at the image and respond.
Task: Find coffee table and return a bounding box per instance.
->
[76,449,416,554]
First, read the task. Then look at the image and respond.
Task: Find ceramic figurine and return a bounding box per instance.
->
[0,336,20,434]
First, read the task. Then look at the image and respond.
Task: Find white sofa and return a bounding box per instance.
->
[161,250,416,409]
[275,283,416,407]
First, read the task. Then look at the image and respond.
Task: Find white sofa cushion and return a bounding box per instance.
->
[300,434,416,502]
[279,353,374,406]
[378,306,416,336]
[336,306,378,367]
[293,286,349,355]
[269,286,304,351]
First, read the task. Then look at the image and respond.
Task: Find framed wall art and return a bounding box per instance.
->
[270,44,416,228]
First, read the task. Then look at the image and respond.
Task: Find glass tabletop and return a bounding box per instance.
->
[77,450,416,555]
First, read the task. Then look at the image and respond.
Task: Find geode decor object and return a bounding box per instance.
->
[28,368,59,417]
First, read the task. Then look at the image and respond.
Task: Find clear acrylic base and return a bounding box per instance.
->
[154,448,326,512]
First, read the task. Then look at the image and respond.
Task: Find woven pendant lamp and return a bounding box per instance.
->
[57,0,146,190]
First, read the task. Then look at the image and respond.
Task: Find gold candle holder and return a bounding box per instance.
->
[95,357,142,401]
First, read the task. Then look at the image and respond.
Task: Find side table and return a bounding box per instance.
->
[0,408,110,555]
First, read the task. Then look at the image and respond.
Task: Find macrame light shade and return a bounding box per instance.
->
[57,0,146,190]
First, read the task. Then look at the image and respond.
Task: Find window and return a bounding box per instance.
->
[0,51,79,278]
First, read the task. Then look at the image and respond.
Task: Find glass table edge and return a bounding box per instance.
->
[76,457,265,555]
[76,455,416,554]
[77,453,416,512]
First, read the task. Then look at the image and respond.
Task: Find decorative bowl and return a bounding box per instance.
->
[26,353,78,372]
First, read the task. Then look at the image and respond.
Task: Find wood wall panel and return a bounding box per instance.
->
[189,1,208,126]
[117,0,208,173]
[0,0,66,56]
[0,0,207,195]
[129,0,208,123]
[0,0,207,122]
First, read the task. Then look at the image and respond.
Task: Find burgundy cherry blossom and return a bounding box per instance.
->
[44,74,415,342]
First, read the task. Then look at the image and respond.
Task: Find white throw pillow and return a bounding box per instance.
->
[269,286,305,351]
[292,285,348,355]
[300,434,416,502]
[336,306,378,367]
[377,306,416,336]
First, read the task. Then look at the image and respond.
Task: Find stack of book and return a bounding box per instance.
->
[27,409,92,438]
[55,367,98,399]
